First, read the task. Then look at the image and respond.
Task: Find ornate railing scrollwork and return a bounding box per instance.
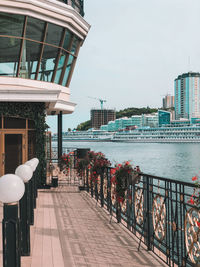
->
[96,175,101,193]
[185,207,200,264]
[134,188,144,225]
[152,195,166,241]
[111,182,116,206]
[103,177,107,199]
[121,190,127,213]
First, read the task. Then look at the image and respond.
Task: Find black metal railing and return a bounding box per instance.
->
[58,0,84,16]
[48,146,200,266]
[79,167,200,267]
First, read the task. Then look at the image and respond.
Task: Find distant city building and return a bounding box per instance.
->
[174,72,200,120]
[162,94,174,109]
[100,111,171,131]
[91,109,116,129]
[158,110,171,126]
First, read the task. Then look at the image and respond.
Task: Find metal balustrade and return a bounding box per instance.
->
[48,146,200,266]
[79,167,200,267]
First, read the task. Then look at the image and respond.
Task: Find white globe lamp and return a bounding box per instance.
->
[0,174,25,204]
[25,160,37,171]
[15,164,33,183]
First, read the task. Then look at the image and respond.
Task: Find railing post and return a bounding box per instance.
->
[127,174,131,229]
[143,175,153,251]
[86,168,89,192]
[116,202,121,223]
[100,169,104,207]
[95,176,98,201]
[90,170,93,198]
[107,168,112,213]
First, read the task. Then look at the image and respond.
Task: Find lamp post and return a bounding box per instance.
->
[0,174,25,267]
[15,164,33,256]
[25,158,39,217]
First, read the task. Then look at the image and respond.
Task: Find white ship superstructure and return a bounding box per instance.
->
[55,126,200,143]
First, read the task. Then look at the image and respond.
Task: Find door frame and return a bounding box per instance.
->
[0,129,27,176]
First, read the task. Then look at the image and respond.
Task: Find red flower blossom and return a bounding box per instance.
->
[192,176,198,181]
[111,176,116,184]
[110,168,116,175]
[117,196,124,203]
[188,197,194,205]
[196,221,200,228]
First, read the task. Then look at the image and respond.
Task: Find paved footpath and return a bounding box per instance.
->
[0,186,168,267]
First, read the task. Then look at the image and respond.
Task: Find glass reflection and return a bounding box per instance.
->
[71,36,80,55]
[45,23,63,46]
[63,30,73,51]
[62,54,74,86]
[19,40,42,79]
[54,50,67,84]
[26,17,46,42]
[0,13,24,37]
[0,37,21,77]
[38,45,58,82]
[0,12,80,87]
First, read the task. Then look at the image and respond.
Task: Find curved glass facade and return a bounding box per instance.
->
[0,13,81,87]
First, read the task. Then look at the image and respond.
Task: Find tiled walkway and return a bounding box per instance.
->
[0,186,168,267]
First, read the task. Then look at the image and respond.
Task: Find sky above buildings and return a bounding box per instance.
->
[47,0,200,133]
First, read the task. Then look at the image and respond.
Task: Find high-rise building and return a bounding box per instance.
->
[0,0,90,182]
[162,94,174,109]
[91,109,116,129]
[174,72,200,120]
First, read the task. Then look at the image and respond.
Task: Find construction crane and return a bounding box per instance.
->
[88,96,107,110]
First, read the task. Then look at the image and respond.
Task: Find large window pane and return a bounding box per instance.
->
[0,13,24,37]
[71,36,80,55]
[45,23,63,46]
[38,45,58,82]
[25,17,46,42]
[63,30,73,51]
[0,37,21,77]
[19,40,42,79]
[62,54,74,86]
[54,50,67,84]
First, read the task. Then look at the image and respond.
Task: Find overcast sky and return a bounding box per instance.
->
[47,0,200,133]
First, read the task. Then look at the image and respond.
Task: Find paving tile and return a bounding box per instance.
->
[0,185,169,267]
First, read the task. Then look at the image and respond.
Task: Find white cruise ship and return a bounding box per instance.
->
[112,126,200,143]
[53,126,200,143]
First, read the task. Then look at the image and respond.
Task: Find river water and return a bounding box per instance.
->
[52,141,200,183]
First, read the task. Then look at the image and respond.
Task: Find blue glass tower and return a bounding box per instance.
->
[174,72,200,120]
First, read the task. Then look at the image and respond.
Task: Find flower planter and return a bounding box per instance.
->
[52,176,58,188]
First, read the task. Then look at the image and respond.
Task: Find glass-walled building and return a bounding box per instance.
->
[174,72,200,120]
[0,0,90,183]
